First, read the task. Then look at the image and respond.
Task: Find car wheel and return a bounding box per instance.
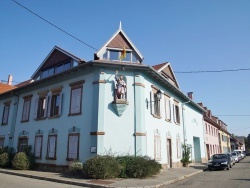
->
[208,168,212,171]
[230,164,232,168]
[227,164,230,170]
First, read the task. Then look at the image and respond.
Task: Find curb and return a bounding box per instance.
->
[155,169,205,188]
[0,169,108,188]
[0,168,206,188]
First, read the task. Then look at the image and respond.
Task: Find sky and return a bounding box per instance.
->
[1,0,250,137]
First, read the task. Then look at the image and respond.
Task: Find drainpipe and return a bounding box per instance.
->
[182,100,191,145]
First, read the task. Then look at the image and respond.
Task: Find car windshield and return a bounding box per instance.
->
[212,154,227,159]
[232,153,236,156]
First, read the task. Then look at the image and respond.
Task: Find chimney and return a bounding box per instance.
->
[187,92,193,100]
[7,75,13,85]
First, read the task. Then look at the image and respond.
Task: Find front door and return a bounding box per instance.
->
[167,139,172,168]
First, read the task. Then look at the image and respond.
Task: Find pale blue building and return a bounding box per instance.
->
[0,24,205,170]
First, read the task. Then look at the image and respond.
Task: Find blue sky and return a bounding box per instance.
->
[1,0,250,137]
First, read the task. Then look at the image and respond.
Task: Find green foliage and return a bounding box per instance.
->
[68,160,83,175]
[12,152,30,170]
[117,156,161,178]
[181,144,191,165]
[22,145,36,170]
[0,153,9,167]
[83,155,121,179]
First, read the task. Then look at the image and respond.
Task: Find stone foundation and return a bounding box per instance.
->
[35,163,68,172]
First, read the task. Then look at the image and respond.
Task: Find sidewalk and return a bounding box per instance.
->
[0,164,207,188]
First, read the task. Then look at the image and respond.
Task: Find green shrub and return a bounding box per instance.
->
[0,147,15,168]
[68,160,83,175]
[12,152,30,170]
[23,145,36,170]
[83,155,121,179]
[0,153,9,167]
[117,156,161,178]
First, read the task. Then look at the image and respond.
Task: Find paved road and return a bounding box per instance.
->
[163,156,250,188]
[0,173,86,188]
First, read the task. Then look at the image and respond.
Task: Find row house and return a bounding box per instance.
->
[198,104,220,161]
[0,24,206,170]
[230,136,243,151]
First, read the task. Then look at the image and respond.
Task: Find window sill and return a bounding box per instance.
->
[35,157,42,160]
[68,113,82,116]
[1,123,8,126]
[35,117,46,121]
[66,158,78,161]
[153,114,162,119]
[48,115,60,119]
[21,120,29,123]
[155,158,162,161]
[165,119,171,122]
[46,157,57,160]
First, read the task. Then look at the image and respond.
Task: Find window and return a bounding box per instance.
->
[55,65,63,74]
[69,81,84,115]
[21,95,32,122]
[164,95,171,121]
[109,50,119,60]
[154,132,161,160]
[46,135,57,159]
[150,89,161,118]
[34,91,49,119]
[18,137,28,152]
[0,137,4,149]
[173,100,180,124]
[205,123,208,134]
[67,133,80,160]
[34,135,43,158]
[1,102,10,125]
[48,87,63,117]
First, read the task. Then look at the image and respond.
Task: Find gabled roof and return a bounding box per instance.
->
[31,46,84,79]
[152,62,180,89]
[0,83,16,94]
[95,22,143,62]
[15,79,33,88]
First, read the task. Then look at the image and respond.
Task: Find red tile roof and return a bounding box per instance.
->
[0,83,17,94]
[15,79,33,88]
[152,62,168,71]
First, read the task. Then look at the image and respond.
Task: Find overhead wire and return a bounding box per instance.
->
[11,0,98,51]
[175,68,250,74]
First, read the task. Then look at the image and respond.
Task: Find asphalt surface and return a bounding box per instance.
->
[162,156,250,188]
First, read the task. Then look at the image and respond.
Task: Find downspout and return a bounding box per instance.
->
[133,71,137,156]
[10,91,19,149]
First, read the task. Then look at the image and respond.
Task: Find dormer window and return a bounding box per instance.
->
[103,48,139,63]
[40,61,74,80]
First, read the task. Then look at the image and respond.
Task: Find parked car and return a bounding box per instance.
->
[234,150,244,159]
[208,154,231,171]
[226,153,235,166]
[231,152,239,163]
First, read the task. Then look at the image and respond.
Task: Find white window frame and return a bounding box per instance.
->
[177,135,181,158]
[173,100,180,124]
[48,87,63,117]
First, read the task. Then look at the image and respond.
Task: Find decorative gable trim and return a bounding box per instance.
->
[95,23,143,62]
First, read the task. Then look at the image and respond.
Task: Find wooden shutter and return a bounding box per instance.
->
[44,95,53,117]
[71,88,81,114]
[165,98,171,121]
[44,95,49,118]
[173,104,176,123]
[58,93,63,116]
[150,91,155,115]
[33,97,38,119]
[35,136,42,157]
[68,135,78,159]
[2,105,9,124]
[48,136,56,158]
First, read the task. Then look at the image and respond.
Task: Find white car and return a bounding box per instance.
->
[231,152,239,163]
[234,150,244,159]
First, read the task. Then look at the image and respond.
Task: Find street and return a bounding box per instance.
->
[162,156,250,188]
[0,173,85,188]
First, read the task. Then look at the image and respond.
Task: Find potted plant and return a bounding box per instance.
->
[180,144,191,167]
